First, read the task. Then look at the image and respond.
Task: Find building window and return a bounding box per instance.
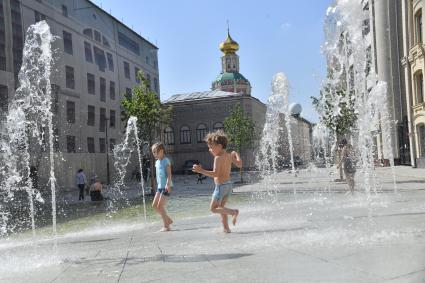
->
[110,110,116,128]
[63,31,73,55]
[66,135,76,153]
[99,138,106,153]
[66,101,75,123]
[146,74,151,90]
[83,28,93,38]
[65,66,74,89]
[125,88,132,100]
[164,127,175,145]
[102,36,110,48]
[62,5,68,17]
[124,61,130,79]
[416,10,423,44]
[87,73,95,94]
[118,31,140,55]
[180,126,191,144]
[135,67,140,83]
[87,105,95,126]
[196,124,208,143]
[110,81,115,100]
[416,72,424,104]
[213,122,224,131]
[100,77,106,102]
[107,52,114,71]
[420,125,425,157]
[110,138,116,152]
[94,30,101,42]
[145,56,149,65]
[362,19,370,36]
[84,42,93,62]
[0,85,8,112]
[53,128,60,152]
[365,46,372,76]
[154,77,159,92]
[51,84,60,115]
[99,107,106,132]
[87,137,95,153]
[34,11,46,23]
[93,46,106,72]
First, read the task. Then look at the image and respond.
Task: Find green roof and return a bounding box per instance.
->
[215,72,249,83]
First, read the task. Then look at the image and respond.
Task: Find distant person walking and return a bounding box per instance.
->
[76,169,87,201]
[337,138,356,195]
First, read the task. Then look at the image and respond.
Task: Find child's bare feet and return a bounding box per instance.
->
[223,228,231,233]
[232,209,239,226]
[159,227,171,232]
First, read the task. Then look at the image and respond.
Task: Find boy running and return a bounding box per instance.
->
[192,131,242,233]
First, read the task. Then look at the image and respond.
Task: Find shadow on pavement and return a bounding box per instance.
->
[67,253,253,266]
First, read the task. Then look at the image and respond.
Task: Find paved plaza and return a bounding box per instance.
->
[1,166,425,283]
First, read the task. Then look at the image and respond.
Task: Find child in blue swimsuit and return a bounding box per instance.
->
[151,142,173,231]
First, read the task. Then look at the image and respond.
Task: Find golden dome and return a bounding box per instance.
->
[219,31,239,54]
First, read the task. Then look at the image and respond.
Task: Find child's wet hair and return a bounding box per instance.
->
[151,142,166,154]
[204,130,228,149]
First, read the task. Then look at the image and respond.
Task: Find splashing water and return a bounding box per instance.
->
[256,73,296,197]
[320,1,397,198]
[0,21,56,237]
[112,116,147,221]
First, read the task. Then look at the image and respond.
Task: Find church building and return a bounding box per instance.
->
[163,31,266,172]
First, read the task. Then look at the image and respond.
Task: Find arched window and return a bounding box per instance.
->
[102,36,110,48]
[163,127,174,145]
[196,124,208,143]
[415,71,424,104]
[83,28,93,38]
[180,126,191,144]
[213,122,224,132]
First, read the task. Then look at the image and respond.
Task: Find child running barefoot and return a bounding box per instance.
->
[151,143,173,232]
[192,131,242,233]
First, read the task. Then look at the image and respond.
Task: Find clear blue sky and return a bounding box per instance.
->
[97,0,333,122]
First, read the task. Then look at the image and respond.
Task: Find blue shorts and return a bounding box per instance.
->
[157,188,170,196]
[212,181,233,202]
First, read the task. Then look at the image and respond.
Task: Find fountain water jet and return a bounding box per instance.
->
[0,21,56,237]
[320,1,398,198]
[112,116,147,221]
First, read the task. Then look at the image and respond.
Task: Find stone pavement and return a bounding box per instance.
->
[1,166,425,282]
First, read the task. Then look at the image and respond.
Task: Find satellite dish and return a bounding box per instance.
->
[289,103,302,116]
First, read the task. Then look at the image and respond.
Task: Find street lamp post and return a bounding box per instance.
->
[104,116,110,185]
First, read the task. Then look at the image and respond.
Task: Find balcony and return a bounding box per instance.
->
[413,101,425,115]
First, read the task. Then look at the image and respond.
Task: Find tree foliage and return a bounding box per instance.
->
[224,104,255,182]
[121,71,172,188]
[121,71,172,146]
[224,104,256,152]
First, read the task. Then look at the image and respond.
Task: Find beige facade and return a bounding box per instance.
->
[0,0,160,186]
[401,0,425,167]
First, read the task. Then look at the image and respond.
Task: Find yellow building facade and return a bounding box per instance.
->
[402,0,425,167]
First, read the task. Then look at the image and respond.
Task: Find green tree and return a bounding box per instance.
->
[311,84,357,180]
[121,71,172,189]
[224,104,255,183]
